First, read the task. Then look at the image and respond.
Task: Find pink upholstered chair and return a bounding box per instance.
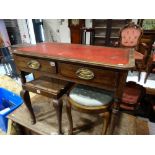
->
[117,22,148,81]
[120,81,145,113]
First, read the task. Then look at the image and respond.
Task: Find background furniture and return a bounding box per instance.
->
[117,22,148,81]
[138,19,155,62]
[80,27,95,45]
[0,47,18,77]
[144,52,155,83]
[68,19,85,44]
[66,84,113,134]
[120,81,146,114]
[92,19,131,46]
[4,19,22,45]
[139,30,155,61]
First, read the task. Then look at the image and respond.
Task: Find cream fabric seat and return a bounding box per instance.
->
[69,84,113,106]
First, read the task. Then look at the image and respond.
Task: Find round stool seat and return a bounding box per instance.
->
[69,84,113,107]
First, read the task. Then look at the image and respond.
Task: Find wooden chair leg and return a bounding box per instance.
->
[20,90,36,124]
[102,111,110,135]
[144,65,153,83]
[66,100,73,135]
[138,71,141,82]
[53,99,63,134]
[135,62,141,81]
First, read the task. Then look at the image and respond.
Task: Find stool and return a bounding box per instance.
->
[66,84,113,135]
[21,77,73,134]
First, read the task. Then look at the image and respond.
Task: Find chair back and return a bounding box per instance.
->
[121,81,146,111]
[120,22,143,48]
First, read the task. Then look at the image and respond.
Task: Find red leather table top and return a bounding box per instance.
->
[14,42,133,68]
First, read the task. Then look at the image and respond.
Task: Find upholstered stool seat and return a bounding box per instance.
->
[66,84,114,135]
[69,84,113,106]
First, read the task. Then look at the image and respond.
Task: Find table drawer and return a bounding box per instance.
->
[14,55,56,74]
[58,62,118,87]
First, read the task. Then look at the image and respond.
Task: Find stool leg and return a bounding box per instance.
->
[20,90,36,124]
[102,111,110,135]
[108,107,118,135]
[53,99,63,134]
[66,100,73,135]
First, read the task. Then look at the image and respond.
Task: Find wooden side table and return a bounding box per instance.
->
[12,42,135,134]
[21,76,73,134]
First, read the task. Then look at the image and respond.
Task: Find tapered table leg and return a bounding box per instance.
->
[20,90,36,124]
[53,99,63,134]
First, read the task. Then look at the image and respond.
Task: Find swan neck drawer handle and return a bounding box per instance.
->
[76,68,94,80]
[27,60,40,70]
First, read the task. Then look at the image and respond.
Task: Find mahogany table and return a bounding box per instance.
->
[12,42,135,134]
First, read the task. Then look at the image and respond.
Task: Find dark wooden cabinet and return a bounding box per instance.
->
[68,19,85,44]
[92,19,131,47]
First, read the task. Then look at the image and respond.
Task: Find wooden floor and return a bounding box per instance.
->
[0,73,150,135]
[7,94,149,135]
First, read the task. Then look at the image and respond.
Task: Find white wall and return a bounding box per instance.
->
[26,19,36,44]
[132,19,138,24]
[17,19,31,44]
[42,19,71,43]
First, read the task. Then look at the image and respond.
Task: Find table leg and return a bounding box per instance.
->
[20,90,36,124]
[53,99,63,134]
[108,71,128,134]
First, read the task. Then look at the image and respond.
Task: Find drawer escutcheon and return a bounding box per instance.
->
[76,68,94,80]
[27,60,40,70]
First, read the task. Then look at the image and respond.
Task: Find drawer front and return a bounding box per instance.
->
[14,55,56,74]
[58,62,118,87]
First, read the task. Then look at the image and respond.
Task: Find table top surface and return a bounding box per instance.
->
[12,42,135,69]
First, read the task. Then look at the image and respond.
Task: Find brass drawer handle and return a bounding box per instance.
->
[76,68,94,80]
[27,60,40,70]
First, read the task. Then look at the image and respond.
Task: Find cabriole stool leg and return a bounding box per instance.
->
[66,100,73,135]
[102,111,110,135]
